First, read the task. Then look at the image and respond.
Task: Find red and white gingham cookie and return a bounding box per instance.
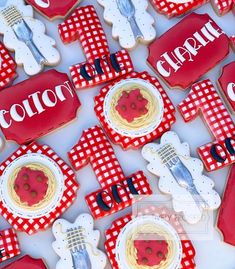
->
[0,142,79,235]
[178,79,235,171]
[211,0,234,15]
[105,207,196,269]
[150,0,208,17]
[0,42,17,90]
[0,228,20,263]
[58,5,134,89]
[68,125,152,219]
[94,72,176,150]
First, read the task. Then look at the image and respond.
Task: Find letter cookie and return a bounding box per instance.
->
[105,207,196,269]
[0,0,60,76]
[178,79,235,171]
[142,131,221,224]
[25,0,82,20]
[217,165,235,246]
[0,228,20,263]
[97,0,156,49]
[148,13,230,90]
[218,61,235,114]
[68,126,152,219]
[150,0,208,17]
[58,5,134,89]
[52,214,107,269]
[0,70,81,145]
[95,72,176,150]
[0,142,79,234]
[0,42,17,90]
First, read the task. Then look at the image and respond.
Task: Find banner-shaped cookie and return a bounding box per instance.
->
[25,0,82,20]
[0,70,80,145]
[178,79,235,171]
[218,61,235,114]
[68,126,152,219]
[148,13,230,90]
[150,0,208,17]
[58,5,134,89]
[0,42,17,90]
[2,255,47,269]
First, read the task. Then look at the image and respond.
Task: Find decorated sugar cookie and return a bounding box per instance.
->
[68,126,152,219]
[178,79,235,171]
[95,72,176,150]
[217,165,235,246]
[0,142,79,234]
[2,255,47,269]
[105,207,196,269]
[211,0,234,15]
[150,0,208,17]
[97,0,156,49]
[0,0,60,76]
[58,5,134,89]
[147,13,230,90]
[142,131,221,224]
[52,214,107,269]
[0,70,81,145]
[0,42,17,90]
[25,0,82,20]
[0,228,20,263]
[218,61,235,114]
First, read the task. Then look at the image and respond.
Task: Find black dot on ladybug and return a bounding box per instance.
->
[23,183,30,191]
[146,247,152,254]
[142,257,148,264]
[23,174,29,180]
[36,175,43,182]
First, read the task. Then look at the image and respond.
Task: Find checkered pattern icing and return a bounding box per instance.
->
[105,207,196,269]
[178,79,235,171]
[0,228,20,263]
[150,0,208,17]
[94,72,176,150]
[0,143,79,235]
[0,42,17,90]
[212,0,234,15]
[58,5,133,89]
[68,126,152,219]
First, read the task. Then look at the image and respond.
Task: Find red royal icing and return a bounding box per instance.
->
[115,89,148,123]
[2,255,47,269]
[134,236,168,266]
[14,167,49,206]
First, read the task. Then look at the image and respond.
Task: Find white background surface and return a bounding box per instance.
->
[0,1,235,268]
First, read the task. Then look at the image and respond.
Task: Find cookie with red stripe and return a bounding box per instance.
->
[58,5,134,89]
[150,0,208,17]
[0,142,79,234]
[25,0,82,20]
[0,42,17,90]
[68,125,152,219]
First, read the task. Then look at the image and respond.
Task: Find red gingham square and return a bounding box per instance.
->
[150,0,208,17]
[212,0,234,15]
[0,228,20,263]
[178,79,235,171]
[0,143,79,235]
[58,5,134,89]
[94,72,176,150]
[105,207,196,269]
[0,42,17,90]
[68,126,152,219]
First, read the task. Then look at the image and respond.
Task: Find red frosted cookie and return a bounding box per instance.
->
[14,167,49,207]
[134,236,168,266]
[2,255,47,269]
[115,89,149,123]
[25,0,82,20]
[148,13,230,90]
[150,0,208,17]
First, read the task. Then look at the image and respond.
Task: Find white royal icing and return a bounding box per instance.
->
[97,0,156,49]
[0,0,60,75]
[52,213,107,269]
[142,131,221,224]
